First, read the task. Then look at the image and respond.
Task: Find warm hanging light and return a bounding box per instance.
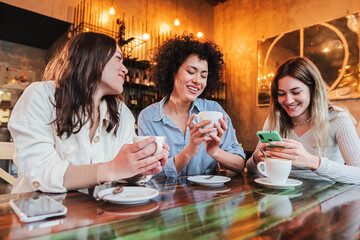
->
[197,0,203,38]
[109,6,115,15]
[143,32,150,40]
[174,18,180,26]
[143,0,150,40]
[174,0,180,26]
[109,0,115,15]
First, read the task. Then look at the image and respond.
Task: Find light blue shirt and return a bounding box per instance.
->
[138,96,245,178]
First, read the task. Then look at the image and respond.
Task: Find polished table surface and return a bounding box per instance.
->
[1,173,360,239]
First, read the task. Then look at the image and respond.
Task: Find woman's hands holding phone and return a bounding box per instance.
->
[264,138,321,170]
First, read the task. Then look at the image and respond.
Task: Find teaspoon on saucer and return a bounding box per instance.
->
[97,186,124,201]
[204,175,216,180]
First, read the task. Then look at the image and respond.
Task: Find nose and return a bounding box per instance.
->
[122,64,128,75]
[284,94,294,104]
[192,73,202,84]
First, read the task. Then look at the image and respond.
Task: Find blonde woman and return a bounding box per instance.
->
[247,57,360,184]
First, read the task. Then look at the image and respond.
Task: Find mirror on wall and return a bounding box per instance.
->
[257,12,360,106]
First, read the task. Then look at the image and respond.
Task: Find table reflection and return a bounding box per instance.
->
[0,174,358,240]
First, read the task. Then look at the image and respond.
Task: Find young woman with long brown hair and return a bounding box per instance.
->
[9,32,169,193]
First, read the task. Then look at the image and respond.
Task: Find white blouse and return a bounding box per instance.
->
[8,81,135,193]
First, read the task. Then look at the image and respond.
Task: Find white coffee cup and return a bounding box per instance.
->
[133,136,166,156]
[194,111,223,136]
[257,159,292,185]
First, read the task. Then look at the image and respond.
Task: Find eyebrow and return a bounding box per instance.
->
[187,65,208,73]
[278,87,301,91]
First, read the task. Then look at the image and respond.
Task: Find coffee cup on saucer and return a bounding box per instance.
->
[257,158,292,185]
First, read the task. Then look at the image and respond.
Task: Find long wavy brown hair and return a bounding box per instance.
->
[43,32,123,138]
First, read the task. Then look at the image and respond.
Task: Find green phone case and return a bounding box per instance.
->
[256,131,283,147]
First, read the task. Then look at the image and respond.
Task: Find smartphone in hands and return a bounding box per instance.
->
[256,130,284,147]
[9,196,67,223]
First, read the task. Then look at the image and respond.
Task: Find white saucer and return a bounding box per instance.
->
[97,187,159,204]
[187,175,231,187]
[255,178,302,189]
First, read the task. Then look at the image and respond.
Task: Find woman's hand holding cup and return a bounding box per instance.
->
[204,115,228,157]
[98,136,169,183]
[187,111,226,158]
[186,114,216,157]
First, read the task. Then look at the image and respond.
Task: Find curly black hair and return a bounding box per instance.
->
[152,34,225,97]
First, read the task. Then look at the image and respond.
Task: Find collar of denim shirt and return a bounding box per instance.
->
[153,96,207,125]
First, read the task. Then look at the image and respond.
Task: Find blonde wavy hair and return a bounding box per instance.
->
[268,57,330,155]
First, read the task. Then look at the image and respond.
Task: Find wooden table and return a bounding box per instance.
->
[0,173,359,239]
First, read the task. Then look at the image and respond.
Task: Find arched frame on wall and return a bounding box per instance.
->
[257,12,360,106]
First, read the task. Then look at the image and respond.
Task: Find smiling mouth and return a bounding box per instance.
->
[286,104,300,110]
[187,86,200,92]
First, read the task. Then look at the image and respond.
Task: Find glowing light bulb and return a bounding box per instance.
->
[174,18,180,26]
[197,31,203,38]
[109,6,115,15]
[143,32,150,40]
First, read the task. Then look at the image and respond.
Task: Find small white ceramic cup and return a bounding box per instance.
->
[133,136,166,156]
[257,158,292,185]
[194,111,223,136]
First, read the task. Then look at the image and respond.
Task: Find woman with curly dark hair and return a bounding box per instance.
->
[138,35,245,177]
[8,32,169,193]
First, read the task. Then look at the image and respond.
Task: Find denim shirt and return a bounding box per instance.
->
[138,96,245,178]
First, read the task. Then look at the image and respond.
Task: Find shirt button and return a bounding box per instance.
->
[32,181,40,188]
[94,136,100,143]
